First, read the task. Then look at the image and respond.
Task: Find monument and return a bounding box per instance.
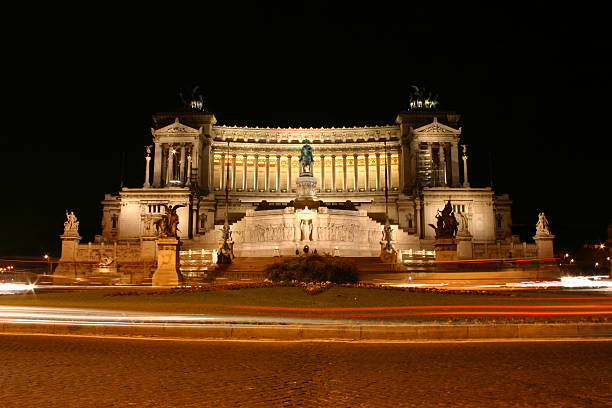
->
[294,140,319,209]
[429,200,459,261]
[59,210,81,262]
[53,99,556,284]
[533,212,555,258]
[152,204,183,286]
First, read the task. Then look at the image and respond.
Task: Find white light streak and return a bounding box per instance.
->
[0,282,36,294]
[505,276,612,289]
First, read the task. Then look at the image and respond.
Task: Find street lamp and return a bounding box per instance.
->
[43,254,51,275]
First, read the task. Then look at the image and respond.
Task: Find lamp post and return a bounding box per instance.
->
[43,254,51,275]
[381,140,394,260]
[218,141,234,264]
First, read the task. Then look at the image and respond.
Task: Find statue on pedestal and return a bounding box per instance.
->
[536,212,551,236]
[154,204,185,238]
[63,210,80,236]
[299,140,314,175]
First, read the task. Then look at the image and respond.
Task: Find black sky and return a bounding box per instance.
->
[2,10,610,256]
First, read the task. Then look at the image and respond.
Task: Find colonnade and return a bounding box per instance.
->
[420,141,461,188]
[151,142,197,188]
[213,152,399,193]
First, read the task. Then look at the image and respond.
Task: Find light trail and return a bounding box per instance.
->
[0,283,36,294]
[505,276,612,289]
[194,303,612,312]
[0,306,355,325]
[2,301,612,326]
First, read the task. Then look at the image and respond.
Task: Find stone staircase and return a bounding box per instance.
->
[343,257,404,274]
[212,256,404,283]
[214,257,276,282]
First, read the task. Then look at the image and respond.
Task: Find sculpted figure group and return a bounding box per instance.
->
[428,200,458,239]
[63,210,79,235]
[299,140,314,175]
[154,204,184,238]
[536,212,551,235]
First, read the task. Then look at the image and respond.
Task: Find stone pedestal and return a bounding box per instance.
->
[533,234,555,258]
[433,238,458,261]
[59,234,82,261]
[294,175,319,209]
[140,237,157,261]
[456,235,473,260]
[380,245,398,263]
[152,238,181,286]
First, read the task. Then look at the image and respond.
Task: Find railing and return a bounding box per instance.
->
[179,249,218,277]
[472,242,537,259]
[75,242,141,262]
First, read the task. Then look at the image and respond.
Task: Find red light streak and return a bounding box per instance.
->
[200,303,612,312]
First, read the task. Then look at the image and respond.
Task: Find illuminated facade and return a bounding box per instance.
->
[98,107,513,257]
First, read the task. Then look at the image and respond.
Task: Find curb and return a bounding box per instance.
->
[2,322,612,341]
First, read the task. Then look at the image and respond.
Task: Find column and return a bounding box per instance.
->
[166,146,174,185]
[242,154,248,191]
[264,154,270,191]
[342,154,347,191]
[275,155,281,191]
[189,142,198,185]
[353,154,358,191]
[253,154,259,190]
[153,142,162,187]
[220,153,226,190]
[375,153,381,191]
[364,153,370,191]
[462,145,470,187]
[401,142,410,192]
[439,145,447,186]
[320,154,326,191]
[200,140,211,192]
[415,198,422,238]
[179,144,186,183]
[331,155,336,192]
[451,141,460,187]
[144,153,151,188]
[186,155,192,186]
[287,155,292,191]
[387,152,392,189]
[231,154,237,191]
[428,142,434,178]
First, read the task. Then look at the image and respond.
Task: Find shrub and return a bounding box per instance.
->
[264,254,358,284]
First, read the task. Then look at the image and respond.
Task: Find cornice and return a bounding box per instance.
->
[210,140,401,155]
[212,124,401,144]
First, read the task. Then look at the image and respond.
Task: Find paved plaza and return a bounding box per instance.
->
[1,334,611,407]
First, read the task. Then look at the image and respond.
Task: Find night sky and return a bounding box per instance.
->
[2,11,610,256]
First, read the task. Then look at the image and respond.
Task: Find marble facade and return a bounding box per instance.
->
[94,106,515,259]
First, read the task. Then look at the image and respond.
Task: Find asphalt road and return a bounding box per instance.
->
[1,335,611,407]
